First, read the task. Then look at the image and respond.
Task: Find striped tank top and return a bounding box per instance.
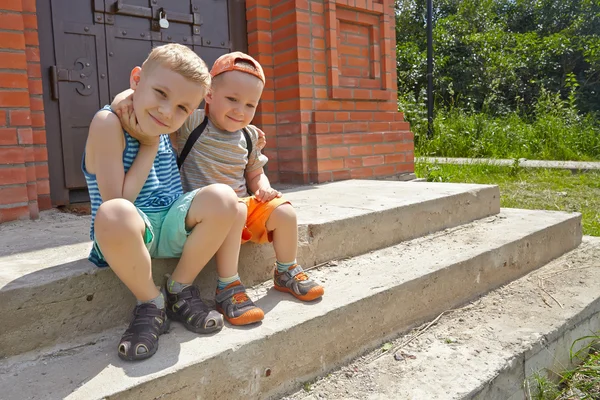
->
[82,105,183,267]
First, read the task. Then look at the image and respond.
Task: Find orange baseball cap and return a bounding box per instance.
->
[210,52,265,84]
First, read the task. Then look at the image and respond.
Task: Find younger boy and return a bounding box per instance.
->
[116,52,325,326]
[84,44,246,361]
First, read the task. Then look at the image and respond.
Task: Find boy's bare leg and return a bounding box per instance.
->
[269,203,324,301]
[171,184,239,284]
[215,201,247,279]
[266,203,298,263]
[94,198,159,302]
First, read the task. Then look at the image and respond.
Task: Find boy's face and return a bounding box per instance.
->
[205,70,264,132]
[129,64,205,136]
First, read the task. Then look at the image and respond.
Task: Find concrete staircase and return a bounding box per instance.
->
[0,179,588,400]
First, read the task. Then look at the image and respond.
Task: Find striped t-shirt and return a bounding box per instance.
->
[177,109,268,197]
[82,105,183,267]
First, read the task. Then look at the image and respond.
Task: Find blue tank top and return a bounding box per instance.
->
[82,105,183,266]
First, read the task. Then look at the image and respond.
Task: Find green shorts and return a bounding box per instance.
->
[93,189,198,261]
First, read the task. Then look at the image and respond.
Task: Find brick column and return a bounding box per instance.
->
[246,0,414,184]
[0,0,49,223]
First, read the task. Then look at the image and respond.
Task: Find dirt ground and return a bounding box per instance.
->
[281,238,600,400]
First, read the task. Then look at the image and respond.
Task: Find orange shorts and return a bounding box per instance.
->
[241,196,290,244]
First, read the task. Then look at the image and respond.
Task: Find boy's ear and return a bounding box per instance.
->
[204,88,213,104]
[129,67,142,90]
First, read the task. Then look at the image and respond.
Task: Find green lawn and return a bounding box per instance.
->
[415,162,600,236]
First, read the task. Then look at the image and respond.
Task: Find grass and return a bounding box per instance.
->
[524,336,600,399]
[415,162,600,236]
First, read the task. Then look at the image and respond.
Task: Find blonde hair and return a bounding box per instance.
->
[143,43,211,93]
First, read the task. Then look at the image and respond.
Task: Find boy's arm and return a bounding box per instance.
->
[246,167,281,203]
[87,112,158,202]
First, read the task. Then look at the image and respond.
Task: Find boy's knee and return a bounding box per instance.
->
[237,201,248,221]
[271,203,297,226]
[95,199,141,235]
[196,183,239,214]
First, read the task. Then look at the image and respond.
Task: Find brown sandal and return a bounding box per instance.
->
[165,285,224,334]
[117,303,170,361]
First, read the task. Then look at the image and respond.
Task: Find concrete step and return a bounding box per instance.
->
[0,180,499,357]
[0,208,581,400]
[283,236,600,400]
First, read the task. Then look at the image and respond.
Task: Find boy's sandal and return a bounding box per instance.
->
[118,303,170,362]
[165,285,224,334]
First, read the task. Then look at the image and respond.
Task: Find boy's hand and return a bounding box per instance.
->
[114,98,159,146]
[256,127,266,151]
[254,186,282,203]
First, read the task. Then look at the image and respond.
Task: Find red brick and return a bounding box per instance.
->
[0,166,26,184]
[0,90,29,107]
[350,167,373,178]
[9,109,30,125]
[0,127,17,145]
[33,146,47,162]
[25,163,35,180]
[318,158,344,171]
[363,155,384,166]
[316,133,343,145]
[344,157,363,168]
[317,147,330,159]
[28,78,43,94]
[26,62,41,78]
[22,0,36,12]
[29,96,43,111]
[0,12,24,30]
[331,146,349,157]
[373,165,395,176]
[361,133,384,143]
[38,194,51,210]
[0,0,22,12]
[395,142,414,152]
[22,13,37,29]
[373,143,395,154]
[31,111,44,127]
[17,127,32,144]
[332,169,351,181]
[0,51,27,69]
[25,47,39,62]
[26,181,37,200]
[0,72,28,89]
[23,30,38,46]
[35,163,48,179]
[0,185,27,205]
[32,129,46,144]
[0,205,29,223]
[349,145,372,156]
[0,110,5,125]
[36,177,49,194]
[385,154,406,164]
[0,32,25,49]
[0,146,24,164]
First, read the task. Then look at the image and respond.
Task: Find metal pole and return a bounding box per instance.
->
[426,0,434,138]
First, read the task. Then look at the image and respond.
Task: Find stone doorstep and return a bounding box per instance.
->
[0,180,500,357]
[283,236,600,400]
[419,157,600,172]
[0,208,582,400]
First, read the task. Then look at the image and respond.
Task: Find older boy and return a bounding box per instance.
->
[84,44,245,361]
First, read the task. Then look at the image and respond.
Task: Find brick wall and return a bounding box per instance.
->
[0,0,49,223]
[246,0,414,184]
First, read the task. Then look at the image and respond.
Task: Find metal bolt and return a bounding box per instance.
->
[140,32,145,37]
[84,26,89,32]
[194,28,199,34]
[87,85,91,89]
[221,41,225,46]
[167,36,172,40]
[152,0,157,3]
[100,74,106,79]
[122,30,127,35]
[194,6,198,10]
[97,16,102,21]
[80,73,85,78]
[86,63,90,67]
[183,37,187,42]
[206,40,211,45]
[109,52,114,56]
